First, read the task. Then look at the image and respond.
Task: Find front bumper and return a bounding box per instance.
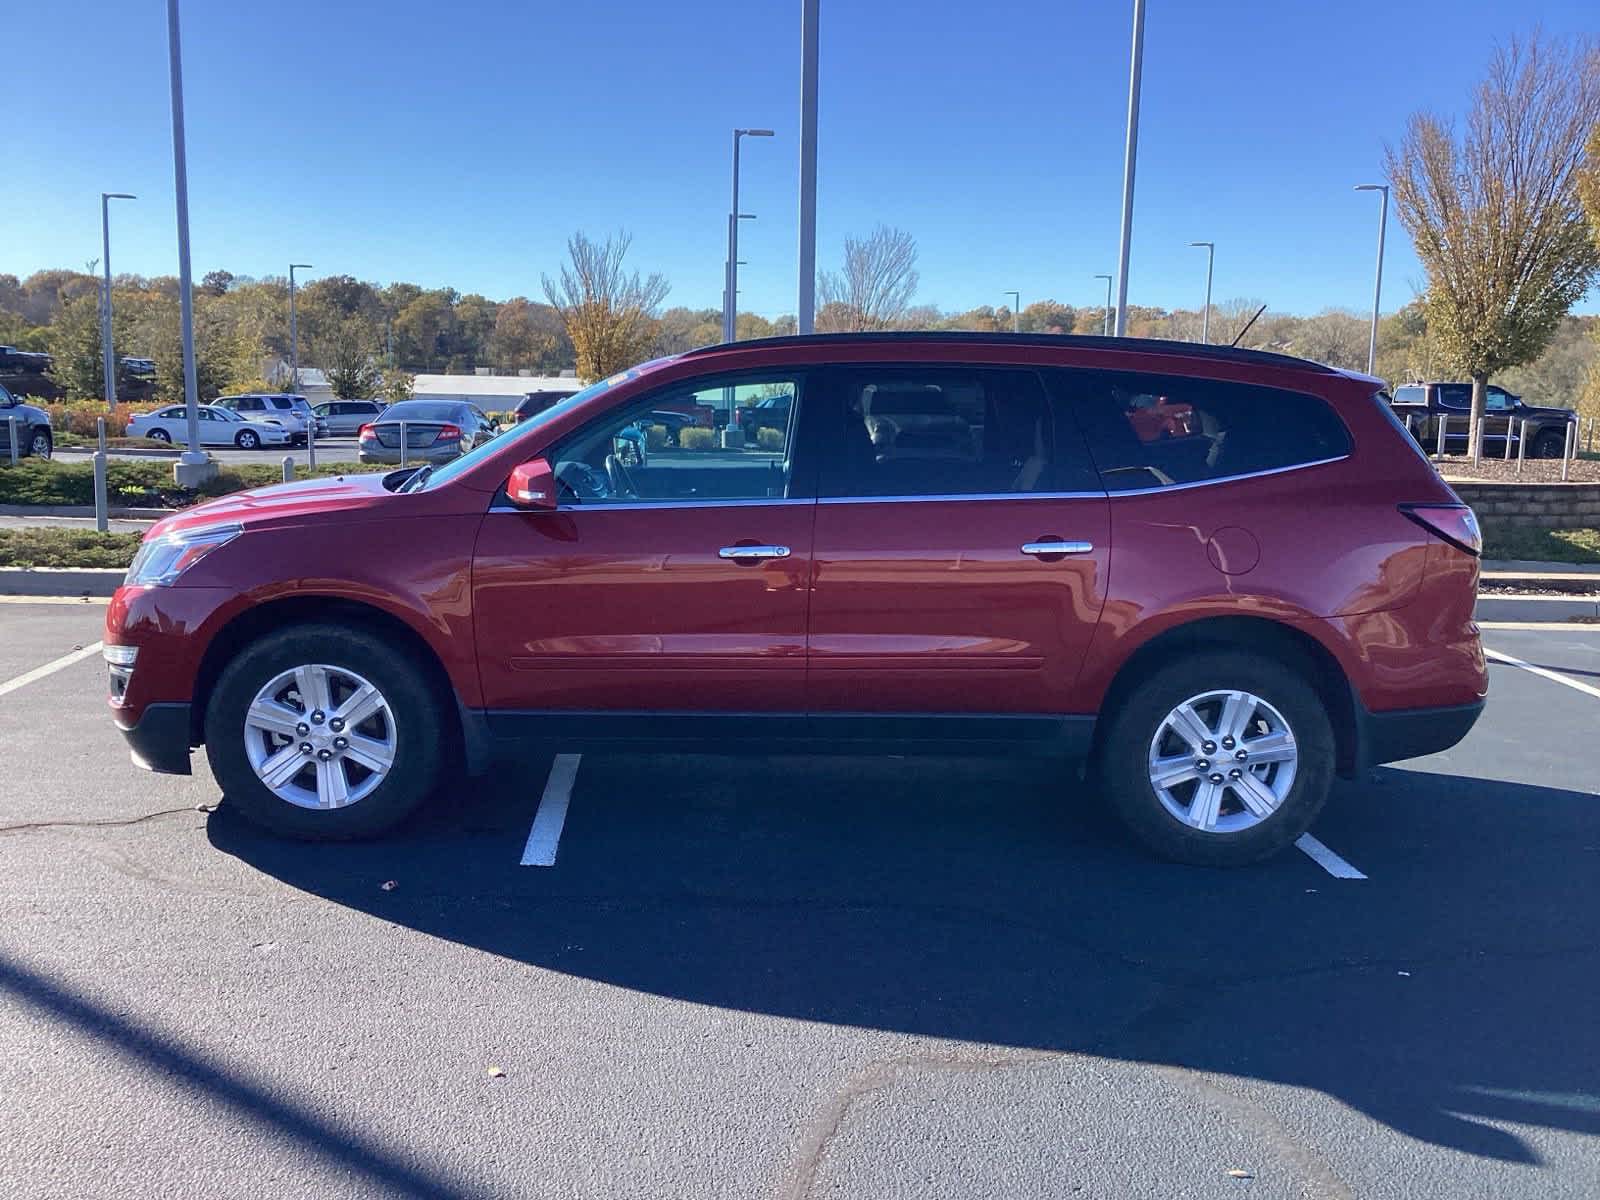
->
[115,701,193,775]
[1356,699,1484,769]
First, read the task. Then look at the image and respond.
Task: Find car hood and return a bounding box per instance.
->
[1519,403,1577,420]
[150,471,403,538]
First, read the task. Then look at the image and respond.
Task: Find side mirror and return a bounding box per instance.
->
[507,457,558,511]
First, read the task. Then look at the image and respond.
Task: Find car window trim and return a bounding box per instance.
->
[487,496,816,515]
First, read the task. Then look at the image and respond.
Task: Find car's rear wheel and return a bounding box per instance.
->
[28,428,51,459]
[147,427,172,443]
[235,428,260,450]
[1096,650,1334,866]
[204,623,445,839]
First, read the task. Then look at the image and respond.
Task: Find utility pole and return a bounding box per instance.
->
[1113,0,1147,336]
[797,0,819,333]
[100,192,136,412]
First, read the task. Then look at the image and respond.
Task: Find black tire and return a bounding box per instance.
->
[1532,429,1567,460]
[235,428,260,450]
[147,427,172,443]
[27,427,51,459]
[1095,649,1335,867]
[204,623,446,840]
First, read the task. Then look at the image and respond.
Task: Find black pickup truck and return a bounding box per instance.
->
[0,345,53,375]
[1389,381,1577,459]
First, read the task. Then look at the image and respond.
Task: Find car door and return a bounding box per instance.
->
[196,407,223,445]
[804,364,1111,740]
[471,369,818,732]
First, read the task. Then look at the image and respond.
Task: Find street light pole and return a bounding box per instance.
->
[724,130,773,345]
[164,0,206,478]
[289,263,313,390]
[1355,183,1389,376]
[1189,241,1214,343]
[1003,291,1020,332]
[99,192,135,412]
[797,0,819,334]
[1094,274,1113,336]
[1113,0,1146,336]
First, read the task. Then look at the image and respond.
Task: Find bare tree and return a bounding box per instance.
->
[542,231,669,381]
[1386,33,1600,462]
[816,225,920,331]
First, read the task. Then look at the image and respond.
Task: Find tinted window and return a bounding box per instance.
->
[1392,385,1426,406]
[382,401,467,423]
[820,368,1085,498]
[1436,385,1472,410]
[1065,370,1351,492]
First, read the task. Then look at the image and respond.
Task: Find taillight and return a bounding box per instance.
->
[435,423,462,443]
[1400,503,1482,557]
[358,424,376,439]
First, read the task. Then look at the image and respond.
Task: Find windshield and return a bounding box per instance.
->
[411,363,665,492]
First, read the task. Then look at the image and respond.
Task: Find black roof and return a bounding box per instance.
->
[679,331,1339,375]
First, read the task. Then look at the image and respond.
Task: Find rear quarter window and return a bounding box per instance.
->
[1393,385,1427,406]
[1059,370,1352,492]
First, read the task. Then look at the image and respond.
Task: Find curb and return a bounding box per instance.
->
[1475,594,1600,623]
[0,504,174,520]
[0,567,125,597]
[53,447,181,459]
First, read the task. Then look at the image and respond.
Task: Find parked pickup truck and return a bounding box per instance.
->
[1389,381,1577,459]
[0,345,53,375]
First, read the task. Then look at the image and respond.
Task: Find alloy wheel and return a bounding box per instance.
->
[1146,689,1298,834]
[243,664,398,810]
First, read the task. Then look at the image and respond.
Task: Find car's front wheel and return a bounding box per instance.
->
[1532,428,1568,459]
[1096,650,1334,866]
[204,623,445,839]
[28,428,51,459]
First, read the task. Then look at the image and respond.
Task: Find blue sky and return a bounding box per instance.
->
[6,1,1597,318]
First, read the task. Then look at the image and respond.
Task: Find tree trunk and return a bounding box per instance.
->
[1469,373,1488,465]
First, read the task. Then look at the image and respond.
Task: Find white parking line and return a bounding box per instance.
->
[0,641,103,701]
[1485,647,1600,702]
[520,753,582,867]
[1295,833,1367,880]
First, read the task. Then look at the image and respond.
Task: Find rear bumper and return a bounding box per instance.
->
[115,701,193,775]
[1356,699,1484,769]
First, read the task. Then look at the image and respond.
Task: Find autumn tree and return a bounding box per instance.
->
[1386,33,1600,461]
[542,231,669,381]
[816,225,919,331]
[46,294,105,399]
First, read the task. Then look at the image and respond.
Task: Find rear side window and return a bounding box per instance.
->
[1393,385,1427,406]
[1060,370,1352,493]
[1436,385,1472,410]
[819,367,1096,498]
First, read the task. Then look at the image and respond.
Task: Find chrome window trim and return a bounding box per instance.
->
[817,491,1104,505]
[487,497,812,515]
[1101,454,1349,497]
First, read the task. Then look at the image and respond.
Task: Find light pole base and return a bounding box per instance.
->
[173,453,219,488]
[720,428,746,450]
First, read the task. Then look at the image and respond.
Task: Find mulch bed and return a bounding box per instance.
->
[1437,455,1600,484]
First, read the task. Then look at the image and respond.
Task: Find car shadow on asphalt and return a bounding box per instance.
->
[207,756,1600,1166]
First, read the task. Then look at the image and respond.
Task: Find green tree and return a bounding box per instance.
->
[379,368,415,404]
[1386,33,1600,461]
[320,318,382,398]
[46,294,105,399]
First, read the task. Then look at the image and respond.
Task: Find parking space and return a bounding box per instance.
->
[0,603,1596,1198]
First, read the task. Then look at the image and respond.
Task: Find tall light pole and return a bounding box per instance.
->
[724,130,773,344]
[1094,274,1113,336]
[1113,0,1147,336]
[99,193,136,412]
[289,263,313,390]
[797,0,819,334]
[1003,290,1020,332]
[1189,241,1214,343]
[165,0,206,480]
[1355,183,1389,376]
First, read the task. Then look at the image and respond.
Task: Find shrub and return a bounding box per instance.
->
[35,400,161,439]
[756,427,785,451]
[0,529,143,569]
[0,457,387,509]
[678,427,715,451]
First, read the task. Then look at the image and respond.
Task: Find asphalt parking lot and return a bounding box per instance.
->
[0,603,1596,1199]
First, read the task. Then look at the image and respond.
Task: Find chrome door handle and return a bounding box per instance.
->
[719,545,792,560]
[1020,541,1094,557]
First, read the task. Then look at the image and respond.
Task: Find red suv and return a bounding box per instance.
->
[104,334,1486,865]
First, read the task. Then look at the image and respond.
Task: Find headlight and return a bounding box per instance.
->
[125,523,243,587]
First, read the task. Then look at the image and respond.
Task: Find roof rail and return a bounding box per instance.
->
[678,331,1337,375]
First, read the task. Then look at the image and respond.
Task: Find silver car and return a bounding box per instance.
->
[312,399,386,436]
[357,400,500,464]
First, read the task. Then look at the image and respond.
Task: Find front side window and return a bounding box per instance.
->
[1485,388,1513,412]
[549,375,799,505]
[819,367,1080,499]
[1065,370,1352,492]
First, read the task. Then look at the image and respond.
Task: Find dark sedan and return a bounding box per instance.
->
[357,400,500,464]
